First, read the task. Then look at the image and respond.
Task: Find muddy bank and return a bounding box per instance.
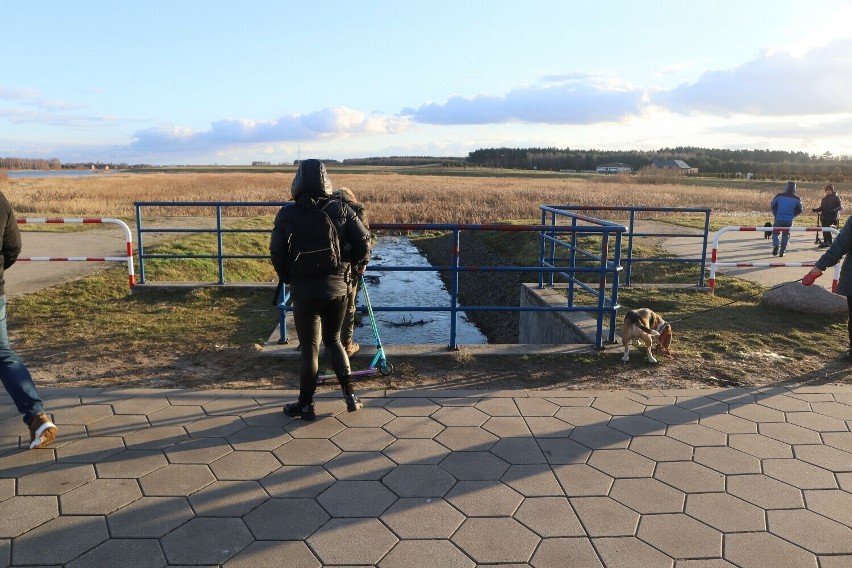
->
[412,233,540,343]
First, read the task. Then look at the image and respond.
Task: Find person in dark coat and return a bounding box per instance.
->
[332,187,369,357]
[270,160,370,420]
[769,180,803,257]
[0,191,57,448]
[812,183,842,247]
[803,215,852,361]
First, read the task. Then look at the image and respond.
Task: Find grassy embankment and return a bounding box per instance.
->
[1,169,845,386]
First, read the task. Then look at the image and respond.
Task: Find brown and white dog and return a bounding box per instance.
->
[621,308,673,363]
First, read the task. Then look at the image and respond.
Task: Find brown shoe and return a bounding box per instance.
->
[345,342,360,356]
[28,413,58,449]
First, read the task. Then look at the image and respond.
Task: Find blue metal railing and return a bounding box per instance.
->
[133,202,627,349]
[541,205,711,287]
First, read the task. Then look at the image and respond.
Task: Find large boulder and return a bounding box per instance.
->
[763,282,848,315]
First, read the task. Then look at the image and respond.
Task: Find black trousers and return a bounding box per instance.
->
[293,295,350,402]
[822,215,838,244]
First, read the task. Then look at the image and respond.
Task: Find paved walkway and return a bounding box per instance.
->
[2,384,850,567]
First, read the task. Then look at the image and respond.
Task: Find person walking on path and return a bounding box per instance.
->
[332,186,370,357]
[812,183,842,247]
[270,160,371,420]
[803,215,852,362]
[770,180,803,257]
[0,191,57,448]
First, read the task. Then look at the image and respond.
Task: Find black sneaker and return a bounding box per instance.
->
[779,251,785,257]
[283,401,316,421]
[772,246,778,256]
[345,394,363,412]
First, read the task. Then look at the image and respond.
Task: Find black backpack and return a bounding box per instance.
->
[288,200,342,278]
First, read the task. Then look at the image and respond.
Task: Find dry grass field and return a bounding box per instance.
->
[4,170,835,224]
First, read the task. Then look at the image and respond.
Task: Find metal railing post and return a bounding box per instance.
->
[136,205,146,284]
[216,205,225,285]
[448,228,460,350]
[699,211,710,286]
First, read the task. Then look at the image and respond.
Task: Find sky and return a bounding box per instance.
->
[2,0,852,166]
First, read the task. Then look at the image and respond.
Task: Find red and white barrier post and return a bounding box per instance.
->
[709,226,839,294]
[16,218,135,288]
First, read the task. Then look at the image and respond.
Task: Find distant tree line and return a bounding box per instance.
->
[0,157,62,170]
[466,147,851,180]
[342,156,466,167]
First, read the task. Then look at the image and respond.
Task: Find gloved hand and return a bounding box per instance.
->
[802,268,823,286]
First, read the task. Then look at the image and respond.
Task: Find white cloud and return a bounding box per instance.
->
[657,38,852,116]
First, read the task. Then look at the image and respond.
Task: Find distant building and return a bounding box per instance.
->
[595,162,633,174]
[252,161,272,166]
[649,159,698,174]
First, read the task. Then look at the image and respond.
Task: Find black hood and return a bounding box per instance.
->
[291,159,333,199]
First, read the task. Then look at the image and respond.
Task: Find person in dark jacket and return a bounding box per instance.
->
[0,191,57,448]
[270,160,370,420]
[332,187,369,357]
[803,215,852,361]
[770,181,803,257]
[812,183,842,247]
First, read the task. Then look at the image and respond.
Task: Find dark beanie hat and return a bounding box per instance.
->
[785,181,796,193]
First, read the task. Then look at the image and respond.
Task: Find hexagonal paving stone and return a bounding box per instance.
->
[435,426,497,451]
[767,509,852,554]
[588,449,656,478]
[490,437,546,464]
[570,425,632,449]
[208,451,281,480]
[108,495,194,537]
[165,437,233,464]
[383,416,444,438]
[381,540,473,567]
[787,411,849,433]
[139,463,215,496]
[382,438,450,465]
[332,427,396,451]
[452,517,540,564]
[609,415,667,437]
[571,496,640,537]
[515,398,559,416]
[794,444,852,472]
[474,397,521,417]
[555,406,612,426]
[638,513,722,559]
[537,437,593,465]
[65,538,166,568]
[483,416,534,437]
[644,405,700,425]
[514,496,585,537]
[593,536,672,568]
[318,480,397,516]
[55,435,125,463]
[654,461,725,493]
[431,406,490,427]
[0,495,57,537]
[610,477,685,514]
[244,498,329,539]
[725,532,817,568]
[121,424,190,450]
[17,463,95,495]
[239,405,291,427]
[811,401,852,421]
[274,438,341,465]
[285,416,346,439]
[60,478,141,515]
[335,407,395,427]
[52,404,114,425]
[756,394,811,412]
[440,451,509,480]
[309,518,398,565]
[111,395,171,415]
[381,497,465,539]
[726,474,804,509]
[383,464,456,497]
[223,541,319,568]
[763,458,838,489]
[324,451,396,480]
[200,397,259,416]
[694,446,761,475]
[698,413,757,434]
[261,465,335,498]
[729,402,786,423]
[728,433,793,459]
[629,434,693,461]
[501,463,565,496]
[146,404,206,427]
[523,416,573,438]
[676,396,729,416]
[666,423,727,447]
[531,536,603,567]
[188,480,268,517]
[384,398,441,417]
[759,422,823,445]
[161,517,253,565]
[822,431,852,453]
[592,397,646,416]
[685,492,766,532]
[804,489,852,527]
[184,415,247,438]
[445,480,522,516]
[94,449,168,479]
[552,463,614,496]
[12,515,108,565]
[226,426,291,451]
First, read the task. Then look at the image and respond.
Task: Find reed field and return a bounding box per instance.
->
[2,170,840,224]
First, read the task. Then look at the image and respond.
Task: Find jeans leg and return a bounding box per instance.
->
[0,296,43,424]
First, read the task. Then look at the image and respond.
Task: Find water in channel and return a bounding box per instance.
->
[350,235,488,346]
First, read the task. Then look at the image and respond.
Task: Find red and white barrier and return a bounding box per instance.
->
[16,218,135,288]
[709,226,839,294]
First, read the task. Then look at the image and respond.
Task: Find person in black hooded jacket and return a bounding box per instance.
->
[270,159,370,420]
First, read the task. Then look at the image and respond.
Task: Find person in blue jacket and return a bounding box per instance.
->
[770,181,803,257]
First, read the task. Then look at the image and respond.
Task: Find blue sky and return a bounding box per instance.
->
[2,0,852,165]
